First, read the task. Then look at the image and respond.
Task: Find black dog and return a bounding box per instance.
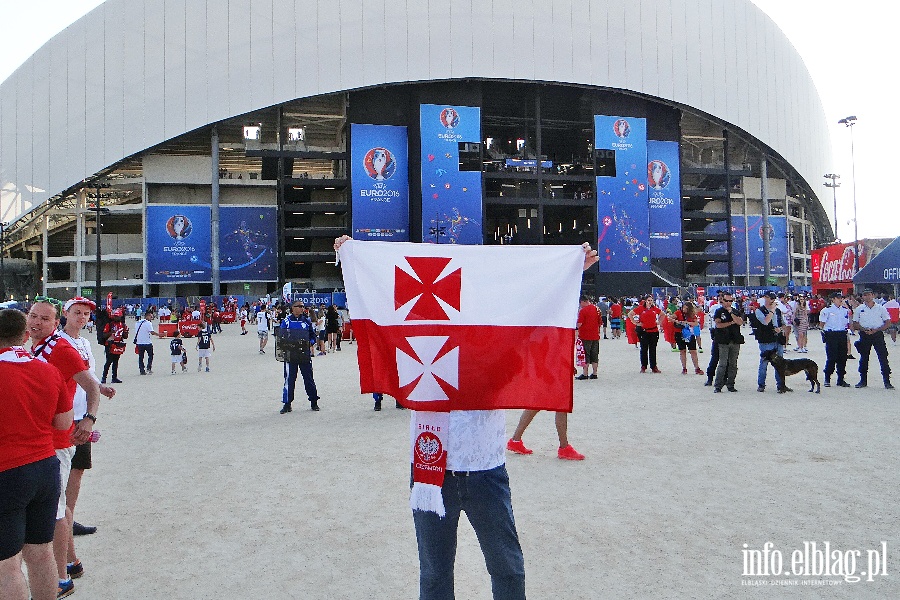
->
[760,349,821,394]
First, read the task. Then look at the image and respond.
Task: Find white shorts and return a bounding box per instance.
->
[171,355,182,364]
[198,349,211,358]
[56,446,76,520]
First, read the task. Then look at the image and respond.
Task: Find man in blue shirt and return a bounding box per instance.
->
[277,301,320,413]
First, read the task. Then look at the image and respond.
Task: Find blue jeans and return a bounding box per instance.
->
[282,360,318,405]
[137,344,154,374]
[413,465,525,600]
[757,342,784,388]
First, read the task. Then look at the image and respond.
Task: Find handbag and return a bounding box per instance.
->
[109,341,126,355]
[133,320,146,353]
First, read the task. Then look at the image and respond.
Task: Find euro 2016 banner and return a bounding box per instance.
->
[147,205,211,283]
[218,206,277,282]
[647,140,682,259]
[595,115,650,271]
[420,104,483,245]
[339,240,583,412]
[351,124,409,241]
[707,215,788,276]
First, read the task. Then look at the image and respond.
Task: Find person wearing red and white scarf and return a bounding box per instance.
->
[337,236,598,600]
[0,308,73,600]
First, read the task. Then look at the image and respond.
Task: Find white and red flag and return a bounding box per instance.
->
[339,240,584,413]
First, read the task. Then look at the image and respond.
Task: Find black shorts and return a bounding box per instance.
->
[0,456,60,560]
[676,334,698,351]
[71,432,92,470]
[581,339,600,364]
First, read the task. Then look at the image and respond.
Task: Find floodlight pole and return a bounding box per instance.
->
[823,174,840,242]
[839,116,859,274]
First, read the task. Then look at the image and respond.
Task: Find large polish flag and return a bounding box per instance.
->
[339,240,584,412]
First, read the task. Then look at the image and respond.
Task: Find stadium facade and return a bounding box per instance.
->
[0,0,834,300]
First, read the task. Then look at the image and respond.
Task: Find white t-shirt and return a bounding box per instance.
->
[409,410,506,472]
[134,318,156,344]
[58,330,95,419]
[159,307,170,319]
[191,309,201,320]
[257,311,269,331]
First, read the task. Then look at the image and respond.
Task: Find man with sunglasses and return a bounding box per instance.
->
[277,302,320,414]
[712,293,744,393]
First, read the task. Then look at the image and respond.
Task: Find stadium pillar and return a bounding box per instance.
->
[761,158,771,282]
[211,126,221,295]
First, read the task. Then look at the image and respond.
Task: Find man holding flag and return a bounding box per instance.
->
[336,235,597,600]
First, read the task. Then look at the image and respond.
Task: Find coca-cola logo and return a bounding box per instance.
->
[819,246,857,283]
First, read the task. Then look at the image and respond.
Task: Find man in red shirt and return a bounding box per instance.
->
[575,296,600,380]
[27,299,103,598]
[0,308,73,600]
[808,294,826,329]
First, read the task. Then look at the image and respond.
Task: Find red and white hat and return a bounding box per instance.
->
[64,296,97,312]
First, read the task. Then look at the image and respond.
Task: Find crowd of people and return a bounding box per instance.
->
[573,289,899,394]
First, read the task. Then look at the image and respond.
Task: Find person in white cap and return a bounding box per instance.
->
[57,297,116,585]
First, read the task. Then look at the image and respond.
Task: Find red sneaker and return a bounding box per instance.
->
[682,368,688,375]
[506,438,533,455]
[651,367,662,374]
[640,367,647,373]
[558,444,585,460]
[695,368,704,375]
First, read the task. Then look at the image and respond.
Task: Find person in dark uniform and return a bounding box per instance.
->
[278,302,320,413]
[819,292,851,387]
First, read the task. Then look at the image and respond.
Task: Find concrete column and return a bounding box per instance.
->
[42,216,49,297]
[211,126,221,295]
[761,159,771,282]
[76,190,85,295]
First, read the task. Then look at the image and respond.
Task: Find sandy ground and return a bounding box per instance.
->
[55,322,899,599]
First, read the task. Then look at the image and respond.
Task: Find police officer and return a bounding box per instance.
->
[852,288,894,389]
[820,292,851,387]
[277,301,320,413]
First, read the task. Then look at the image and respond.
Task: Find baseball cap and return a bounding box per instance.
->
[829,291,843,299]
[64,296,97,312]
[765,292,777,300]
[862,288,875,294]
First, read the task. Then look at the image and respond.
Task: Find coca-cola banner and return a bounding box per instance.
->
[811,241,866,285]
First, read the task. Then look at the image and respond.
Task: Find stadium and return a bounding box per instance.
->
[0,0,835,301]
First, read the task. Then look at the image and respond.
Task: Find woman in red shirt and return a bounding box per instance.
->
[628,295,664,373]
[673,301,703,375]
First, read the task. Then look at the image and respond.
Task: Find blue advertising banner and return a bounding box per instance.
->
[218,206,278,282]
[420,104,483,245]
[595,115,650,272]
[146,205,211,283]
[707,216,788,276]
[647,140,682,259]
[351,124,409,241]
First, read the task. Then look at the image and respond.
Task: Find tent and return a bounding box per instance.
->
[853,236,900,291]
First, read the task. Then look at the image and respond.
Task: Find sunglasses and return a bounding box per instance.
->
[33,295,64,316]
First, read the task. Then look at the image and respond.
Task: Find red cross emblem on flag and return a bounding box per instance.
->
[394,257,461,321]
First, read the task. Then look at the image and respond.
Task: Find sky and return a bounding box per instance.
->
[0,0,893,241]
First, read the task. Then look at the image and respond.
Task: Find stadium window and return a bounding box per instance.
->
[458,142,481,171]
[595,149,616,177]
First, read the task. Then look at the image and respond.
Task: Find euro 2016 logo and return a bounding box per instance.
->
[363,147,397,181]
[166,215,192,241]
[613,119,631,139]
[648,160,670,190]
[415,431,443,465]
[439,107,460,129]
